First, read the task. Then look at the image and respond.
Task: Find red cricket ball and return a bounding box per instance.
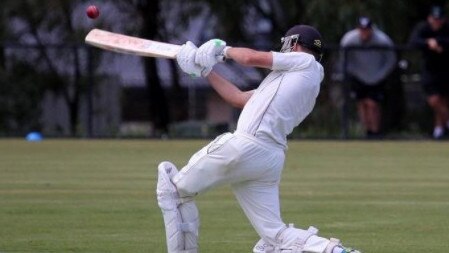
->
[86,5,100,19]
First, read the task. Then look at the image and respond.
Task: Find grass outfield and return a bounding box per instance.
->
[0,139,448,253]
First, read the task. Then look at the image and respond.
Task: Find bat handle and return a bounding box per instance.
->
[216,54,226,62]
[216,46,231,62]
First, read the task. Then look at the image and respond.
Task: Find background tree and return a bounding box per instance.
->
[0,0,47,135]
[184,0,448,137]
[105,0,177,136]
[4,0,96,136]
[1,0,447,137]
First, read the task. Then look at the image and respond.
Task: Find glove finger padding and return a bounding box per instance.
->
[195,39,226,68]
[176,41,202,78]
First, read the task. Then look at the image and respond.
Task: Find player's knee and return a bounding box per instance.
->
[173,176,197,198]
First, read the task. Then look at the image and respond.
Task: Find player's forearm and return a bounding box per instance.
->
[225,47,273,69]
[206,71,253,109]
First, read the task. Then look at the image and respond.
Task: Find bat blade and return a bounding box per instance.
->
[85,29,181,59]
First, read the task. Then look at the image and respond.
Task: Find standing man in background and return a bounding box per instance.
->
[409,5,449,139]
[340,16,397,139]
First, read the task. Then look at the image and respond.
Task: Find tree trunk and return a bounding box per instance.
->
[139,0,170,136]
[144,59,169,135]
[68,98,78,136]
[0,45,5,70]
[70,46,81,137]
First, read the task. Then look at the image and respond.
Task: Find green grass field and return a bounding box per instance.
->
[1,139,448,253]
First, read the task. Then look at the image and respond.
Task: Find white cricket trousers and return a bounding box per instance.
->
[172,131,286,244]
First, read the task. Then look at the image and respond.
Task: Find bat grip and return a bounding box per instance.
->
[216,55,226,62]
[216,46,231,62]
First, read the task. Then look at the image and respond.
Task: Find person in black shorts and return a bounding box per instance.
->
[348,75,386,104]
[409,5,449,139]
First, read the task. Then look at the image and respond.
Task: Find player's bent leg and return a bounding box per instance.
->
[157,161,199,253]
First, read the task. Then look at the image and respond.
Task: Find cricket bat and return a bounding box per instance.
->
[85,29,181,59]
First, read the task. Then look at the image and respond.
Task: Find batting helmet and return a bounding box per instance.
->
[281,25,323,61]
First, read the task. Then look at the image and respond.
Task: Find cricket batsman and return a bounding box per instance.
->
[156,24,361,253]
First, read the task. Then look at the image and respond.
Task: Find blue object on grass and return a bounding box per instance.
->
[26,132,43,142]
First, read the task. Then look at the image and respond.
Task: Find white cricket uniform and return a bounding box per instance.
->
[172,52,324,245]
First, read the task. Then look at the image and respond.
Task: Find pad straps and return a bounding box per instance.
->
[179,221,199,234]
[274,224,319,253]
[324,238,341,253]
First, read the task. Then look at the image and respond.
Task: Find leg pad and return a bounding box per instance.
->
[157,161,199,253]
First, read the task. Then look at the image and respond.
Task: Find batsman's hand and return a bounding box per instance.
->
[195,39,227,69]
[176,41,212,77]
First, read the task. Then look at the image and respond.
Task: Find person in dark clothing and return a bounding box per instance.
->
[409,5,449,139]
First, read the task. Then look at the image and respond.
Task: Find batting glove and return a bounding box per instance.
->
[195,39,227,69]
[176,41,212,77]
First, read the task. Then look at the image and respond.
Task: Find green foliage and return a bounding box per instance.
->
[304,0,426,43]
[1,0,447,137]
[0,62,46,135]
[2,0,100,136]
[186,0,448,45]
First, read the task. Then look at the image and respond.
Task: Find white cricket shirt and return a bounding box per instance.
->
[236,52,324,149]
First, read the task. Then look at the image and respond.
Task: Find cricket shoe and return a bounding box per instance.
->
[340,246,362,253]
[252,238,274,253]
[433,126,445,139]
[326,238,361,253]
